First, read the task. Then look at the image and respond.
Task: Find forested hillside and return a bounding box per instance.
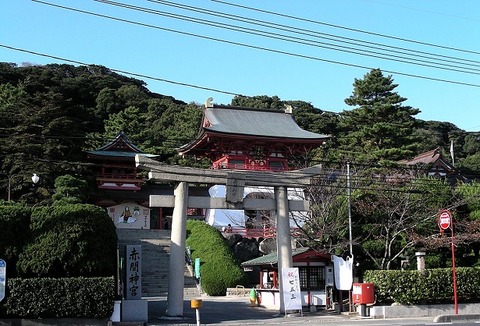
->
[1,62,478,201]
[2,62,480,271]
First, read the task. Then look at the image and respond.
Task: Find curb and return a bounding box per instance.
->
[434,314,480,323]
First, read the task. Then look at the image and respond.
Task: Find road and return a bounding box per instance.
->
[145,296,480,326]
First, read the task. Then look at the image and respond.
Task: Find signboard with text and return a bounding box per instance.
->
[438,209,452,231]
[108,203,150,229]
[125,245,142,300]
[281,267,302,311]
[0,259,6,302]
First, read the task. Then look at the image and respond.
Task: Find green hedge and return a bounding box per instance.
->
[364,267,480,304]
[17,204,117,277]
[186,220,247,296]
[0,204,32,277]
[0,277,115,318]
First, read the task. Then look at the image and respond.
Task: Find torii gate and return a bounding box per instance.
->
[135,155,323,316]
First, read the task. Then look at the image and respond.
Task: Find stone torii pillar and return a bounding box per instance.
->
[167,182,188,317]
[275,186,293,313]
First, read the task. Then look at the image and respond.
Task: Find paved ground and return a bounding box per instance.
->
[145,296,424,326]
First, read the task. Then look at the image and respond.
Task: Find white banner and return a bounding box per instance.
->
[332,255,353,290]
[281,267,302,311]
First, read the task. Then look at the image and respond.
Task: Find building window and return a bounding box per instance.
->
[269,161,285,171]
[299,267,325,291]
[229,159,245,168]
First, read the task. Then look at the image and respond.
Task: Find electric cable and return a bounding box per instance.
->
[28,0,480,89]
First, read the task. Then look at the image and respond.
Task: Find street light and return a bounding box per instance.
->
[7,173,40,201]
[32,173,40,184]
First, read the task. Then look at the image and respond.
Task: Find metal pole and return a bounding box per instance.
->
[451,218,458,315]
[7,176,11,202]
[347,162,353,255]
[195,308,200,326]
[346,162,353,312]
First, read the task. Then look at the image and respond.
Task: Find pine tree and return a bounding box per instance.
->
[337,69,420,163]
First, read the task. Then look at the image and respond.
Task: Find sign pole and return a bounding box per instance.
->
[451,217,458,315]
[438,209,458,315]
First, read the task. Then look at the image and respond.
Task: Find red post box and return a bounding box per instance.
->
[352,283,375,304]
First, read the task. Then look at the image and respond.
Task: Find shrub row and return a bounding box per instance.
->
[0,277,115,318]
[364,267,480,304]
[186,220,247,296]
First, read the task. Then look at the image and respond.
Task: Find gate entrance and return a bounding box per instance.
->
[136,155,323,316]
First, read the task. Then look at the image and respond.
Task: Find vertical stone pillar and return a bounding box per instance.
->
[275,186,293,313]
[415,252,426,271]
[167,182,188,317]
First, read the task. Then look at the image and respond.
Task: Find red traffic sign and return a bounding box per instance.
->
[438,210,452,230]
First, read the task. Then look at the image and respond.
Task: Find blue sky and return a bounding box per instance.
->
[2,0,480,131]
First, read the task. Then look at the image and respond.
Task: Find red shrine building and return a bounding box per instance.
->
[86,102,329,231]
[178,100,329,172]
[177,100,329,234]
[86,132,169,229]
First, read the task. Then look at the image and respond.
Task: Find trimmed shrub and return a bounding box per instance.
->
[0,277,115,318]
[17,204,117,277]
[364,267,480,304]
[186,220,247,296]
[0,204,32,277]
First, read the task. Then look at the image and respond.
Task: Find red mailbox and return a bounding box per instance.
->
[352,283,375,304]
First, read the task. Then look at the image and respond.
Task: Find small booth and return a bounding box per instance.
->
[241,247,334,310]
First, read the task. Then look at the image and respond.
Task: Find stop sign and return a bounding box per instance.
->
[438,210,452,230]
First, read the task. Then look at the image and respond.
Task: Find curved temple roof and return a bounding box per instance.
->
[203,105,329,140]
[178,104,330,154]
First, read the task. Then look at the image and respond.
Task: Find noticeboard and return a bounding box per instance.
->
[0,259,6,302]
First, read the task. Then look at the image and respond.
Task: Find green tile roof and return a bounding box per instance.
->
[241,247,311,267]
[86,150,158,159]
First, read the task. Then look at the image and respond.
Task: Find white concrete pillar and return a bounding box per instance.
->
[415,252,426,271]
[167,182,188,317]
[275,186,293,313]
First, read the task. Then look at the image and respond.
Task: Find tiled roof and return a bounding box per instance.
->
[87,131,158,159]
[398,147,454,172]
[241,247,311,267]
[86,151,158,159]
[398,148,441,165]
[202,105,329,140]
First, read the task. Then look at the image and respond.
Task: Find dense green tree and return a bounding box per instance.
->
[0,203,32,277]
[17,204,117,277]
[152,103,204,164]
[52,175,90,204]
[231,95,283,110]
[335,69,421,163]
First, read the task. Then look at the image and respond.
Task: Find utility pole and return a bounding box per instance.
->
[347,162,354,312]
[347,162,353,255]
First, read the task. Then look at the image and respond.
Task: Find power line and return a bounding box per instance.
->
[148,0,480,70]
[211,0,480,56]
[93,0,480,76]
[28,0,480,89]
[0,44,240,97]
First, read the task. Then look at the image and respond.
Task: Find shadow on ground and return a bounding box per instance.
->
[147,296,345,325]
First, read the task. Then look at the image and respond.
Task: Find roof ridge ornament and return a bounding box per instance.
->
[284,104,293,114]
[205,97,214,108]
